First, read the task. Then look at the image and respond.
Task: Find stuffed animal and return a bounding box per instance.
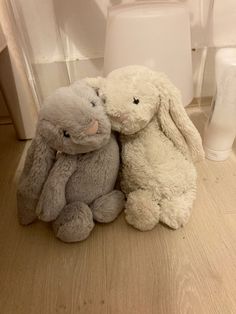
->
[17,80,125,242]
[86,66,204,231]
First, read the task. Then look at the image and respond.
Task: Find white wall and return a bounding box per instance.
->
[0,1,38,138]
[16,0,236,100]
[0,22,9,118]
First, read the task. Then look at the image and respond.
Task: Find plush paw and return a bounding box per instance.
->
[53,201,94,243]
[159,192,194,229]
[91,190,125,223]
[125,190,160,231]
[160,209,190,229]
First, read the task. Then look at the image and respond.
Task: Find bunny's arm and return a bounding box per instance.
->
[120,130,161,197]
[36,153,77,222]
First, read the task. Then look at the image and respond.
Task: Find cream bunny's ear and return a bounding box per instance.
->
[84,76,105,91]
[17,134,56,225]
[157,84,204,162]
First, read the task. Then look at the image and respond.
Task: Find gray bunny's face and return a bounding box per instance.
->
[38,81,111,154]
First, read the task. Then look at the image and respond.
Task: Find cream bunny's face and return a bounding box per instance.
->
[86,65,205,162]
[99,67,159,135]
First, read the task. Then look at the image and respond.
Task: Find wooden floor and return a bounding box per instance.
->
[0,108,236,314]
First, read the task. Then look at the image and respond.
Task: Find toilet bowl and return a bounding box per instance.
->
[104,2,193,106]
[204,48,236,161]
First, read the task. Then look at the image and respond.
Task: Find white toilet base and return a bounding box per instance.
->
[203,48,236,161]
[204,146,232,161]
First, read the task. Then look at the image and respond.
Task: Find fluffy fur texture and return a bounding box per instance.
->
[86,66,204,231]
[17,80,125,242]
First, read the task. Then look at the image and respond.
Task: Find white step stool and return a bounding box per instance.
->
[104,2,193,106]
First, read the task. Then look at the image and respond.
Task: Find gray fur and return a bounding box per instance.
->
[53,201,95,243]
[91,190,125,223]
[17,80,125,243]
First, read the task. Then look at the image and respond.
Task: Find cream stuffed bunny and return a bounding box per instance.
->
[86,66,204,231]
[17,80,124,242]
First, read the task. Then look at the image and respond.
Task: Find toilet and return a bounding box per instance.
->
[104,2,193,107]
[204,48,236,161]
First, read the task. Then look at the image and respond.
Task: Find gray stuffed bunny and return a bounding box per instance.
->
[17,80,125,243]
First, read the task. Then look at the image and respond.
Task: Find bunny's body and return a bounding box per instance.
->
[17,80,124,242]
[65,133,119,205]
[86,66,204,231]
[120,118,197,230]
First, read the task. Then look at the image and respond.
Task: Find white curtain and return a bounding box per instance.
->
[0,0,38,139]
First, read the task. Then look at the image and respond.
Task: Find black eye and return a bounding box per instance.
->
[63,130,70,138]
[133,97,139,105]
[95,90,99,96]
[91,101,96,107]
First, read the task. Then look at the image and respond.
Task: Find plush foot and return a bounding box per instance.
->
[159,188,196,229]
[52,201,94,243]
[91,190,125,223]
[125,190,160,231]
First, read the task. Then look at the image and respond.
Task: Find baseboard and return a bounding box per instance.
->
[0,115,12,125]
[189,97,212,108]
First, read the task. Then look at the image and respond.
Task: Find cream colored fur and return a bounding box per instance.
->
[86,66,204,231]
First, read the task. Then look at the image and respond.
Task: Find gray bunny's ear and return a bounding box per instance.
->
[155,76,204,162]
[17,134,56,225]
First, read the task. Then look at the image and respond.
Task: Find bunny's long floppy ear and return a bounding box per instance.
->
[17,134,56,225]
[84,76,104,91]
[156,76,204,162]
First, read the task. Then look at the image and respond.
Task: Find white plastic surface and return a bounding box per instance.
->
[204,147,232,162]
[104,2,193,106]
[204,48,236,161]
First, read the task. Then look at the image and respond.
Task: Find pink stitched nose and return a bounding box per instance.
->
[84,119,99,135]
[118,113,129,122]
[112,113,129,122]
